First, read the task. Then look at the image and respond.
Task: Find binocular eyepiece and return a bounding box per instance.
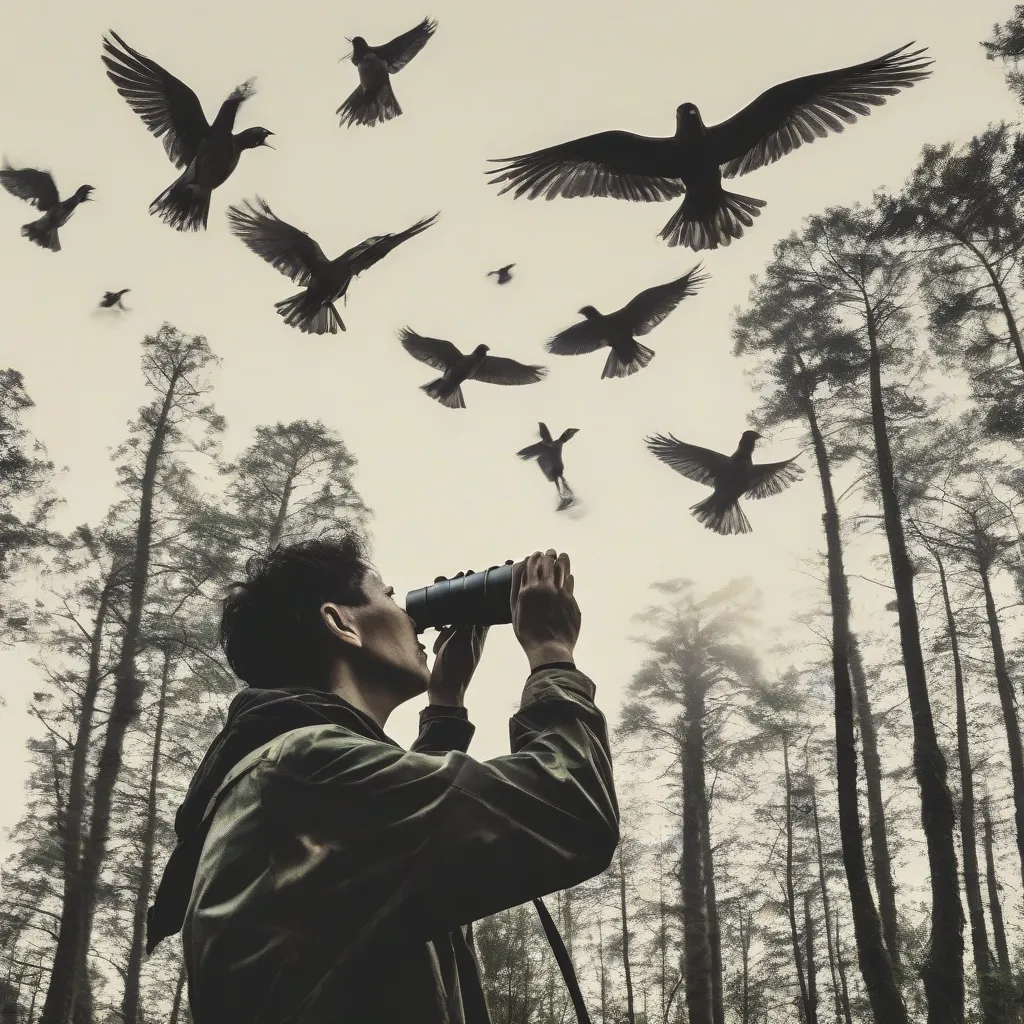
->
[404,561,516,633]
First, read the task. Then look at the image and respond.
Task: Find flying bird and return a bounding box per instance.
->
[517,422,579,511]
[488,263,516,285]
[102,31,274,231]
[547,264,708,378]
[487,43,932,251]
[0,162,94,251]
[399,328,547,408]
[645,429,803,535]
[337,17,437,128]
[227,199,438,334]
[99,289,131,310]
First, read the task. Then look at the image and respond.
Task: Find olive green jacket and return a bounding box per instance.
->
[183,665,619,1024]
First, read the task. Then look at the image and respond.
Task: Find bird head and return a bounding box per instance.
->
[739,429,763,449]
[239,127,275,150]
[342,36,368,61]
[473,344,490,356]
[77,186,96,202]
[578,305,601,319]
[675,103,704,135]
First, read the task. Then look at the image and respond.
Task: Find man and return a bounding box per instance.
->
[145,538,619,1023]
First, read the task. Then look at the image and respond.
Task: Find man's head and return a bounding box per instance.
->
[219,537,430,699]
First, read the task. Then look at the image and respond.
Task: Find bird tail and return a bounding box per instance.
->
[274,291,346,334]
[690,493,752,536]
[601,342,655,379]
[659,190,766,250]
[337,79,402,128]
[422,377,465,409]
[150,176,212,232]
[21,215,60,252]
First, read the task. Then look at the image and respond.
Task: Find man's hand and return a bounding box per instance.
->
[511,549,581,671]
[427,571,489,706]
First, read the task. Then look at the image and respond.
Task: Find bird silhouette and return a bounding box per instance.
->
[0,162,94,251]
[547,264,708,378]
[99,289,131,310]
[399,328,547,408]
[227,199,438,334]
[488,263,516,285]
[102,31,274,232]
[517,422,580,511]
[337,17,437,128]
[645,429,803,535]
[487,43,931,250]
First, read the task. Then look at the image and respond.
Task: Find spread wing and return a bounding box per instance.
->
[398,327,463,371]
[0,163,59,210]
[486,131,687,202]
[339,213,439,277]
[538,422,553,444]
[558,427,579,443]
[645,434,730,488]
[516,442,547,461]
[102,31,210,169]
[376,17,437,73]
[546,319,608,355]
[619,263,710,336]
[745,457,804,499]
[226,198,331,285]
[470,356,548,386]
[707,43,933,178]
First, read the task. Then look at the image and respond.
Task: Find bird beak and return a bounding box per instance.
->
[262,134,275,150]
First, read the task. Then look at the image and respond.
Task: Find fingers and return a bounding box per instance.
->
[553,552,569,590]
[566,572,574,596]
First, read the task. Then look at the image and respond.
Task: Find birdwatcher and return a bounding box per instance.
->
[145,540,619,1024]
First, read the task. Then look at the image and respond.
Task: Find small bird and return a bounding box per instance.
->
[399,328,547,408]
[227,198,438,334]
[487,43,931,250]
[99,289,131,310]
[337,17,437,128]
[0,162,94,251]
[488,263,516,285]
[102,31,274,231]
[645,429,803,535]
[517,422,579,511]
[547,264,708,378]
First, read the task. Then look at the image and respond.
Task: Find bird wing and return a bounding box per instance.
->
[516,441,547,461]
[375,17,438,73]
[226,198,331,285]
[486,131,687,201]
[101,31,210,169]
[744,458,804,499]
[538,422,553,444]
[558,427,579,443]
[339,212,439,277]
[645,434,730,488]
[546,319,608,355]
[0,163,59,210]
[618,263,710,336]
[470,356,548,385]
[706,43,933,178]
[398,328,463,371]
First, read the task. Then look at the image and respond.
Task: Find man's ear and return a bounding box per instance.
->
[320,603,362,649]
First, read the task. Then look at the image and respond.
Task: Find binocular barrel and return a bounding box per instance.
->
[404,562,515,632]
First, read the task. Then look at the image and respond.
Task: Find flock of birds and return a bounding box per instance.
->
[0,19,934,533]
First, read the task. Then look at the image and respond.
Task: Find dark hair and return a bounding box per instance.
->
[219,535,373,690]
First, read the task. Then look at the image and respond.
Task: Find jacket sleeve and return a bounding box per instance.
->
[410,705,476,755]
[257,665,619,946]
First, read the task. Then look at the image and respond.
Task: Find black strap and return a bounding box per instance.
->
[532,898,592,1024]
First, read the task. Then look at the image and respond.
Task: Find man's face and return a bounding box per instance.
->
[345,572,431,693]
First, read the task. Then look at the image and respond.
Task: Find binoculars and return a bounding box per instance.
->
[405,561,516,633]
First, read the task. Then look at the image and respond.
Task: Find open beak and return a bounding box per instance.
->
[262,133,276,150]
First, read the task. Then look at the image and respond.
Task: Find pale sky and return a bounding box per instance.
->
[0,0,1020,905]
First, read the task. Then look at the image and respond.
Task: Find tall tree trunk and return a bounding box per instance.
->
[810,789,843,1024]
[700,795,725,1024]
[739,908,752,1024]
[976,557,1024,890]
[804,893,819,1024]
[616,843,636,1024]
[933,552,1002,1024]
[800,389,907,1021]
[833,909,854,1024]
[862,296,964,1023]
[265,462,297,550]
[783,739,812,1022]
[596,916,607,1024]
[40,371,183,1024]
[847,633,901,969]
[681,688,712,1024]
[980,799,1010,971]
[168,959,187,1024]
[122,648,173,1024]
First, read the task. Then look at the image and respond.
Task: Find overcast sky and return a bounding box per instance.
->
[0,0,1019,897]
